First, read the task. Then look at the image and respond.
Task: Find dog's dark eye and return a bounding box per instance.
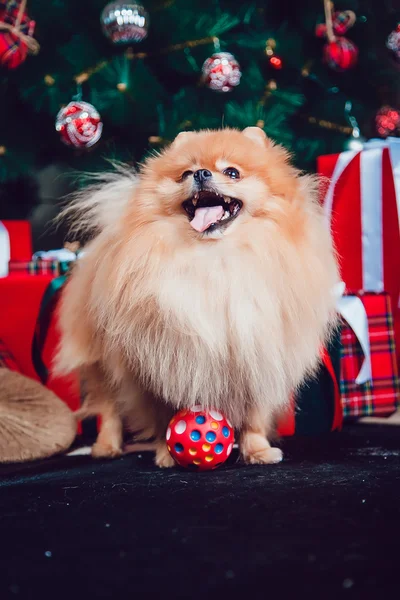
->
[180,170,193,181]
[223,167,240,179]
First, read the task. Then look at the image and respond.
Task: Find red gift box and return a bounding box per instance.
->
[0,273,80,412]
[318,140,400,367]
[1,220,32,261]
[340,293,400,419]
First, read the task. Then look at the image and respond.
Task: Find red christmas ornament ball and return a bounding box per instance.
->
[323,37,358,71]
[202,52,242,93]
[55,101,103,148]
[375,105,400,138]
[166,408,234,470]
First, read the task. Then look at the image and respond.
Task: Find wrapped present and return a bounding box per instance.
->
[0,272,80,413]
[318,138,400,366]
[0,220,32,277]
[9,247,79,277]
[9,259,71,276]
[340,292,400,419]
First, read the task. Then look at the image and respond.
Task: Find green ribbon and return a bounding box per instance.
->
[31,274,68,383]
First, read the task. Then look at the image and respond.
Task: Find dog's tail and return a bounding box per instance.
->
[57,163,138,239]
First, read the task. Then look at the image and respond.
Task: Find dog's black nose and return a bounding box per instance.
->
[193,169,212,183]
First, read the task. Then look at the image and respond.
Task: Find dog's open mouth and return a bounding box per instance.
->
[182,191,243,233]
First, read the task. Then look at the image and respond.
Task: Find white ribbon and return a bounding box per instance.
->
[360,145,384,291]
[0,221,10,278]
[33,249,78,261]
[333,282,372,385]
[324,138,400,296]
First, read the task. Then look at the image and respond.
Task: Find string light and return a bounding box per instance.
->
[265,38,283,70]
[0,146,6,156]
[148,136,163,144]
[117,82,127,91]
[270,56,283,69]
[265,38,276,56]
[44,75,55,86]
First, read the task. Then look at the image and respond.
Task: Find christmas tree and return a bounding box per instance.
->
[1,0,400,214]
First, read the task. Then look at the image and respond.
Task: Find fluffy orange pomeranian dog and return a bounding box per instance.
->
[55,127,339,467]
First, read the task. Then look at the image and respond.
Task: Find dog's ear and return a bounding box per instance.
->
[171,131,196,148]
[242,126,271,147]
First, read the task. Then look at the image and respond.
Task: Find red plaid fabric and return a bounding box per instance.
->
[9,260,71,276]
[0,338,20,371]
[0,1,34,69]
[340,293,400,418]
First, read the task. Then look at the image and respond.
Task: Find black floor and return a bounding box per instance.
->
[0,425,399,600]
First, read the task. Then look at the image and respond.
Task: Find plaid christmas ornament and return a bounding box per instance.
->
[9,259,71,276]
[0,0,39,69]
[341,293,400,419]
[0,338,20,371]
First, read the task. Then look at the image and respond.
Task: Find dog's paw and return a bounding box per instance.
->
[243,446,283,465]
[91,441,123,459]
[155,445,176,468]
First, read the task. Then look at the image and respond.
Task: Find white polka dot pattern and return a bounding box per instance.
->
[210,410,223,421]
[166,427,171,441]
[175,420,187,434]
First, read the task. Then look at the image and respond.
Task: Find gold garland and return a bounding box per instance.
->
[73,36,217,85]
[307,116,352,134]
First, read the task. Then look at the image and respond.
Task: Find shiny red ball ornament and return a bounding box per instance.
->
[202,52,242,93]
[323,37,358,71]
[375,106,400,138]
[166,408,234,470]
[55,101,103,148]
[269,55,283,70]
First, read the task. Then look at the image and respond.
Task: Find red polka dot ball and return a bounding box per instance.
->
[166,408,234,471]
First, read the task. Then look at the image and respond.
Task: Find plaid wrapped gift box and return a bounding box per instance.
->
[9,259,71,277]
[340,292,400,419]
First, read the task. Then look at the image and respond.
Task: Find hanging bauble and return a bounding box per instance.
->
[316,10,356,38]
[375,106,400,138]
[386,24,400,63]
[323,37,358,71]
[55,101,103,148]
[0,0,39,70]
[101,2,149,44]
[202,52,241,93]
[332,10,356,35]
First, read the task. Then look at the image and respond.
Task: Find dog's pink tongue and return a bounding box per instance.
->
[190,206,224,232]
